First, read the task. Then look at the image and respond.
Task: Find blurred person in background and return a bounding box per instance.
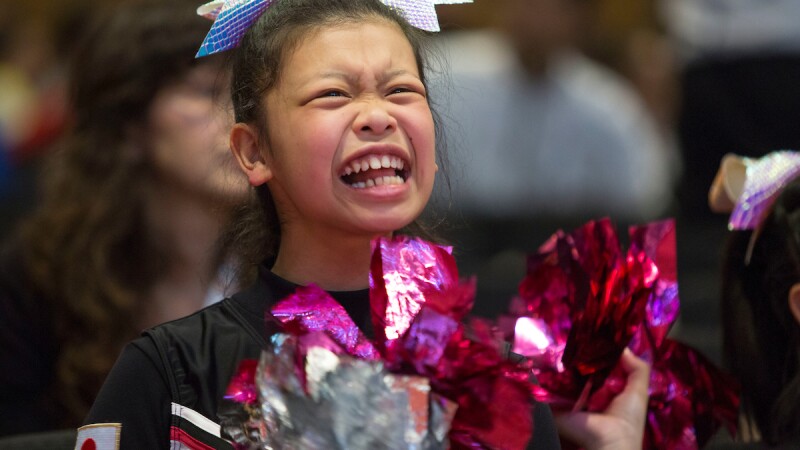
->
[433,0,678,317]
[581,0,679,146]
[0,0,248,436]
[440,0,677,222]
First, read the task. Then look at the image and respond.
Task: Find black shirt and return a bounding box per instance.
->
[83,266,561,449]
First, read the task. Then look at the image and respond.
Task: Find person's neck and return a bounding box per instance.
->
[140,183,232,327]
[272,226,384,292]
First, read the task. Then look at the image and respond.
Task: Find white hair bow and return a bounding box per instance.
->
[196,0,472,57]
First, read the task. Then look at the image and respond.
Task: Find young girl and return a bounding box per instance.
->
[708,152,800,449]
[0,0,247,436]
[80,0,649,448]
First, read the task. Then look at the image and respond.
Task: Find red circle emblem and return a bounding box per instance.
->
[81,437,97,450]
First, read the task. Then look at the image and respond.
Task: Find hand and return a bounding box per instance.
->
[554,349,651,450]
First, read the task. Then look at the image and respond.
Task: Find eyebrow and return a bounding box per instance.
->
[314,68,418,85]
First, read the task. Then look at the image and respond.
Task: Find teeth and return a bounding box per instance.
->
[369,156,381,170]
[341,154,408,179]
[348,175,404,188]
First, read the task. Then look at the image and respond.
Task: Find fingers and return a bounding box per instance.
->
[554,410,596,448]
[554,350,652,450]
[618,349,651,400]
[603,349,650,449]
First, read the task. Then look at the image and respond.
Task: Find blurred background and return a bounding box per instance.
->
[3,0,800,368]
[0,0,92,232]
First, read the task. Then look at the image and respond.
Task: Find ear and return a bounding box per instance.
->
[230,123,273,186]
[789,283,800,326]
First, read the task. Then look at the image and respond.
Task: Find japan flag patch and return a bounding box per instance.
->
[74,423,121,450]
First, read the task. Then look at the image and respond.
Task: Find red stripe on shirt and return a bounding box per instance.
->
[169,426,216,450]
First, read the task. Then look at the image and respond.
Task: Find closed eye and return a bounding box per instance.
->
[306,89,350,107]
[387,84,426,98]
[319,90,347,98]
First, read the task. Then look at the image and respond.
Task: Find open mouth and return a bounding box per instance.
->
[339,154,410,189]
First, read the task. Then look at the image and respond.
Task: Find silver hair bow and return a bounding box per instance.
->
[196,0,472,57]
[709,151,800,231]
[708,150,800,264]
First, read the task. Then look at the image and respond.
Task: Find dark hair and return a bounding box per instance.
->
[70,1,218,136]
[721,176,800,444]
[224,0,451,270]
[17,0,227,427]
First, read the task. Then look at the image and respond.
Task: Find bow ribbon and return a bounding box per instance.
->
[196,0,472,57]
[709,150,800,230]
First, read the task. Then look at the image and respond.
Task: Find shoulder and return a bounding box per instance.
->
[82,296,267,450]
[441,30,517,106]
[139,275,279,415]
[549,51,671,166]
[144,275,273,359]
[551,51,647,122]
[440,29,516,78]
[82,270,288,449]
[145,299,249,347]
[143,298,265,398]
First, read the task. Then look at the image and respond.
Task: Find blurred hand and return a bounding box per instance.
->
[554,349,650,450]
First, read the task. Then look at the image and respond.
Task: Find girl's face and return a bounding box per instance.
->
[255,19,436,239]
[147,63,248,204]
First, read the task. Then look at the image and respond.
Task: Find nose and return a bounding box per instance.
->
[353,98,396,137]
